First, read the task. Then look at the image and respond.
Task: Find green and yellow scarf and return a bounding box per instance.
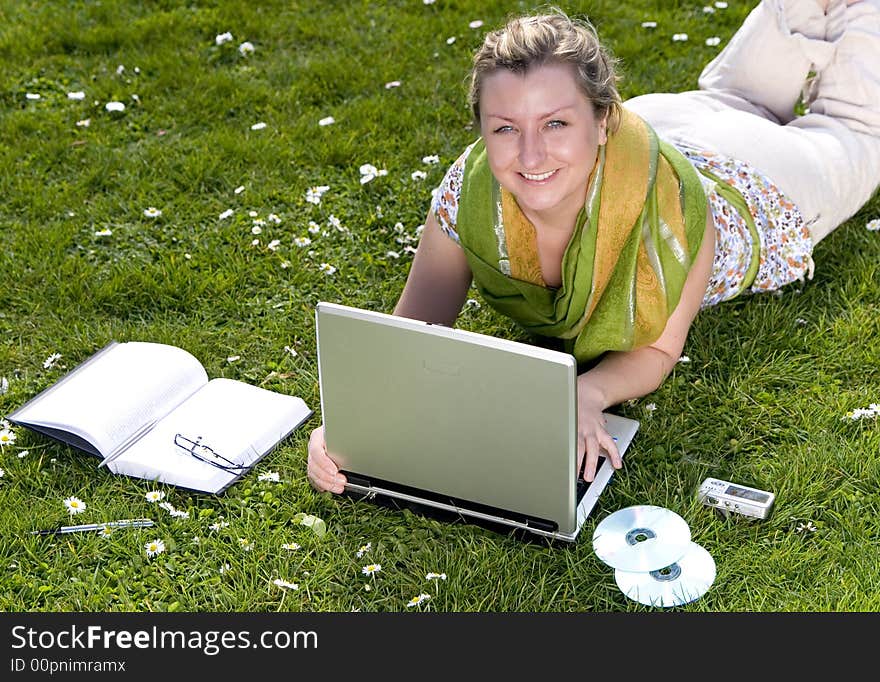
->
[456,107,707,363]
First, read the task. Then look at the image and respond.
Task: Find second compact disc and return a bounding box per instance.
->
[614,542,716,608]
[592,505,691,572]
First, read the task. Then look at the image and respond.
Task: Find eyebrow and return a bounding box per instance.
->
[485,106,576,122]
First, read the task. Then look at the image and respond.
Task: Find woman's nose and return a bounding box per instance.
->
[518,130,546,169]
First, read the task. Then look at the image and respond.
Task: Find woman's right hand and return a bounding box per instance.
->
[306,425,347,494]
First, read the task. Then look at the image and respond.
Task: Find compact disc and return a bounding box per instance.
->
[592,505,691,572]
[614,542,716,608]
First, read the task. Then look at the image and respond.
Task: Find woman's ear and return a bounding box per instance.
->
[598,111,609,145]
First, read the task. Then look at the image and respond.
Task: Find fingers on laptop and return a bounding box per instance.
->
[579,429,622,482]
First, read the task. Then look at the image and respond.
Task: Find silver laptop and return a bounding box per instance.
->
[315,302,639,542]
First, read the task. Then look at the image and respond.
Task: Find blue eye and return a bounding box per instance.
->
[493,125,514,134]
[546,119,567,129]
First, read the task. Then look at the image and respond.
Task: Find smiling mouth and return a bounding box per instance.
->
[520,169,557,181]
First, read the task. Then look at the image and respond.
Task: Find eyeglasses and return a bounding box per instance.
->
[173,433,250,473]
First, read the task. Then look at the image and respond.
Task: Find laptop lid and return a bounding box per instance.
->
[316,302,638,541]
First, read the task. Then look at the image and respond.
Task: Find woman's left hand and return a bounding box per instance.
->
[576,379,622,482]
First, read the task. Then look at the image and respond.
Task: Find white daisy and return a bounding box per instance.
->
[469,20,484,29]
[446,36,456,45]
[239,537,254,551]
[145,490,166,503]
[282,542,301,551]
[250,121,267,130]
[386,250,400,259]
[356,542,371,558]
[209,521,230,531]
[219,563,231,573]
[64,496,87,515]
[426,572,447,581]
[308,221,321,234]
[226,355,240,363]
[25,93,41,100]
[17,450,29,459]
[43,353,62,369]
[258,471,280,482]
[284,345,298,357]
[94,228,113,237]
[705,37,721,47]
[422,155,440,165]
[406,593,431,607]
[215,31,233,46]
[234,185,245,194]
[319,263,337,275]
[672,33,689,42]
[0,428,16,447]
[67,91,85,100]
[294,236,311,247]
[641,21,657,28]
[144,538,166,557]
[238,41,255,56]
[867,218,880,231]
[0,467,5,478]
[143,207,162,218]
[319,116,335,126]
[251,225,262,235]
[384,80,401,89]
[76,119,91,127]
[268,213,282,224]
[267,239,281,251]
[361,563,382,575]
[105,101,125,113]
[273,578,299,590]
[219,208,234,219]
[411,170,427,181]
[305,185,330,205]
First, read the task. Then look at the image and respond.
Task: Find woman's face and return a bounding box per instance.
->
[479,62,607,224]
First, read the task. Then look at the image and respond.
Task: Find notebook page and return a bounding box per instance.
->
[112,378,310,492]
[12,342,208,456]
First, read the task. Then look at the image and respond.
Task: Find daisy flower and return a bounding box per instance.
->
[94,228,113,237]
[411,170,427,181]
[446,36,456,44]
[0,467,5,478]
[219,209,234,220]
[386,250,400,259]
[105,101,125,113]
[76,119,91,127]
[282,542,301,551]
[25,93,41,100]
[239,41,255,56]
[361,563,381,575]
[672,33,689,42]
[356,542,371,558]
[422,155,440,165]
[294,236,311,247]
[219,563,231,574]
[319,263,337,275]
[144,538,166,557]
[406,593,431,607]
[209,521,230,531]
[67,91,85,100]
[426,572,447,581]
[384,81,401,89]
[308,221,321,234]
[305,185,330,204]
[706,37,721,46]
[267,239,281,251]
[867,218,880,231]
[226,355,240,363]
[469,20,484,29]
[43,353,62,369]
[215,31,233,46]
[64,496,86,515]
[99,526,113,537]
[250,121,267,131]
[284,345,298,357]
[645,403,657,412]
[17,450,29,459]
[143,207,162,218]
[273,578,299,590]
[145,490,166,503]
[258,471,280,482]
[0,428,16,447]
[318,116,335,126]
[234,185,245,194]
[268,213,282,224]
[239,537,254,551]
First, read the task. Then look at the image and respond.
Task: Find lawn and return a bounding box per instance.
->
[1,0,878,612]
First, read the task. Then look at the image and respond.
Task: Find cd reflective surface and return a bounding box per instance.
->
[592,505,691,572]
[614,542,716,608]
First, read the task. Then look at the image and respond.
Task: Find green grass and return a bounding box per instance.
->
[1,0,878,612]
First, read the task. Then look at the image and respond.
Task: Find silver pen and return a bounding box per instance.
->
[31,518,155,536]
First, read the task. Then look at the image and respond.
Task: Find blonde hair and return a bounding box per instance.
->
[468,9,621,131]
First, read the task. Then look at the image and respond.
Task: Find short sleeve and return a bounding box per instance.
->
[430,143,477,245]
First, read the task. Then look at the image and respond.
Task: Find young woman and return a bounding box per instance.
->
[308,0,880,493]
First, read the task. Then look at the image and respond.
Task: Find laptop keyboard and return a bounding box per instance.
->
[575,455,606,504]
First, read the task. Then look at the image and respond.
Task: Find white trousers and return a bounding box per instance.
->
[625,0,880,244]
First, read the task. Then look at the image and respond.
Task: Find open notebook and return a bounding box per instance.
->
[316,302,639,542]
